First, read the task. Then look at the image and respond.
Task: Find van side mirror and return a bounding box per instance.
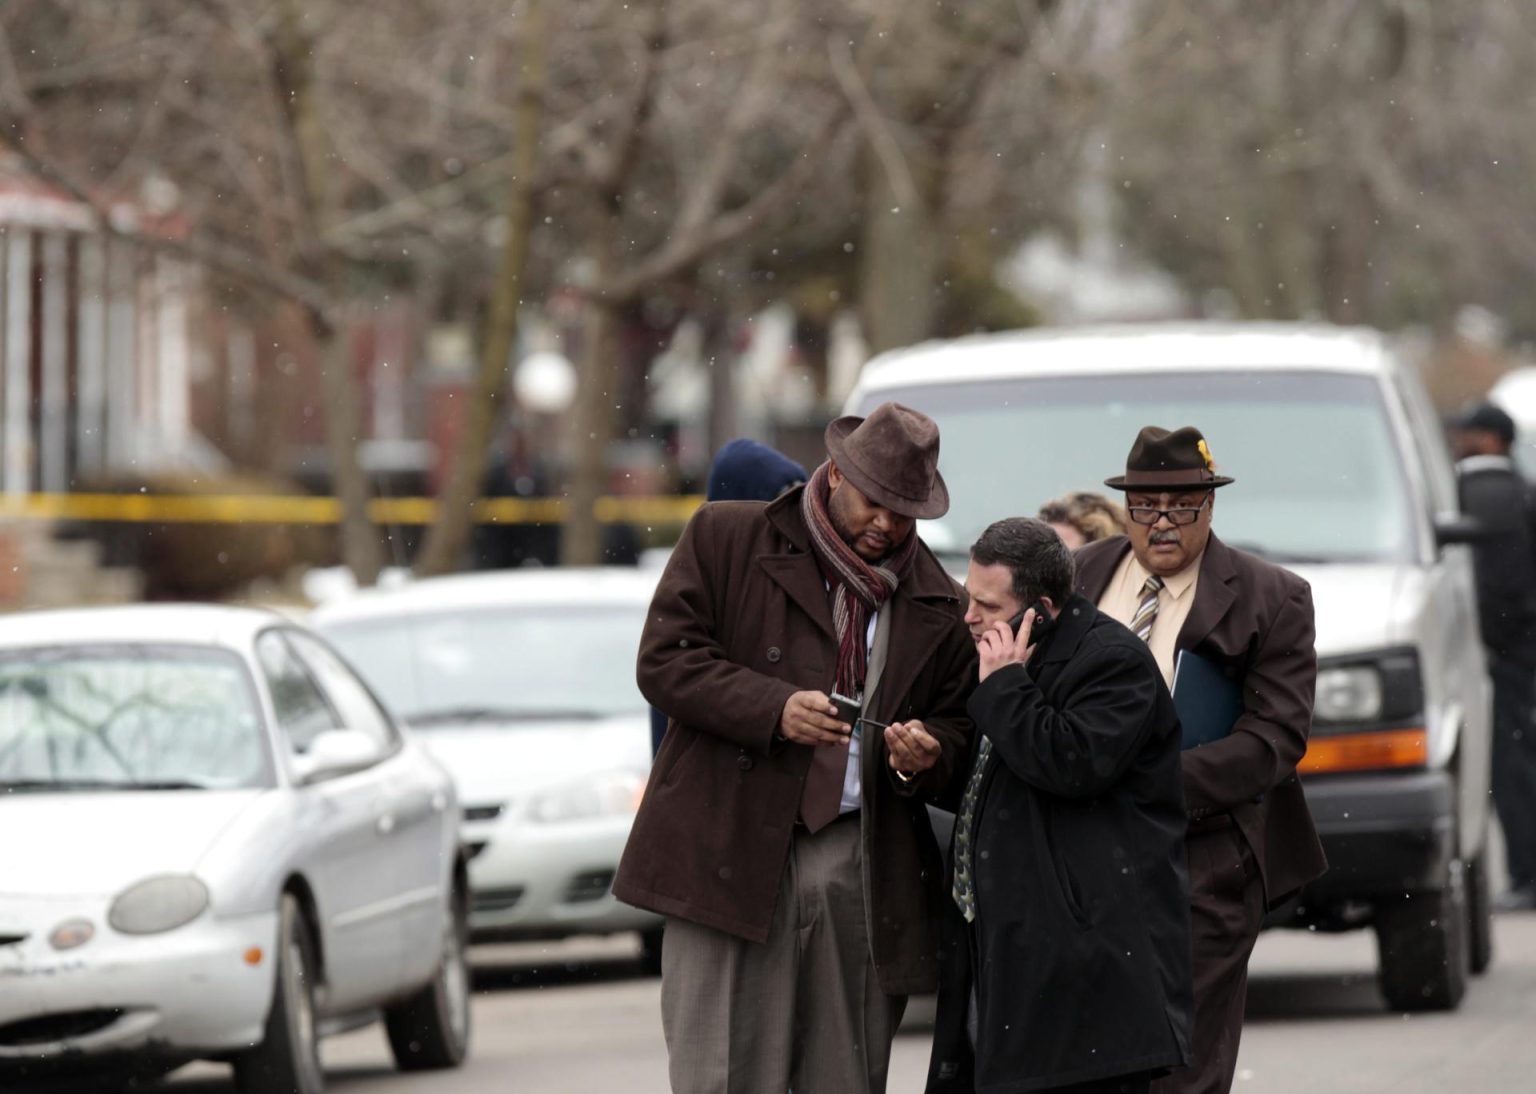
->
[292,729,381,784]
[1433,514,1488,548]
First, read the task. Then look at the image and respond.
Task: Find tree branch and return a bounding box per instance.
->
[827,34,920,211]
[590,0,670,199]
[602,110,849,302]
[0,131,333,318]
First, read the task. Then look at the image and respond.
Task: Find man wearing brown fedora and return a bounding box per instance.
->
[1074,426,1326,1094]
[614,402,976,1094]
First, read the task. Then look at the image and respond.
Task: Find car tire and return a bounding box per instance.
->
[638,926,664,976]
[384,885,471,1071]
[1467,851,1494,975]
[234,894,324,1094]
[1375,863,1470,1012]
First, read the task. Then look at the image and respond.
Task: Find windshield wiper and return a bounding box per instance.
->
[1,778,212,793]
[119,779,213,791]
[1223,542,1334,566]
[407,706,610,726]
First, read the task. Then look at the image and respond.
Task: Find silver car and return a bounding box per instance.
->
[0,605,470,1092]
[313,568,663,965]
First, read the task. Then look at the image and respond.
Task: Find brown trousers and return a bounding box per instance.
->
[1151,822,1265,1094]
[659,813,907,1094]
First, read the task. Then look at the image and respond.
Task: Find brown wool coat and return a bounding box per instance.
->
[1075,533,1328,905]
[612,489,977,995]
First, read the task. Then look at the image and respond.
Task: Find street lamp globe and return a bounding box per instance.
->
[514,350,577,413]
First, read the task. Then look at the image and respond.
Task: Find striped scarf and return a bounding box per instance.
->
[800,461,918,696]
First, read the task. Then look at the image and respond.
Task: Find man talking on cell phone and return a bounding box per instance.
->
[927,517,1192,1094]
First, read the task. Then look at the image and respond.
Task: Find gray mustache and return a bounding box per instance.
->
[1150,531,1181,545]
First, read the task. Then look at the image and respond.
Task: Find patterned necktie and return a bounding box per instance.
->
[1131,574,1164,643]
[951,736,992,923]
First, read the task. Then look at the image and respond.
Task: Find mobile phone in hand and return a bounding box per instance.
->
[1007,601,1055,644]
[829,691,861,727]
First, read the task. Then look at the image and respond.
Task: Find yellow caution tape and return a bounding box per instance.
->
[0,492,704,526]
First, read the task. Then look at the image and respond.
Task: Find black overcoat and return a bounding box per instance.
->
[927,596,1192,1094]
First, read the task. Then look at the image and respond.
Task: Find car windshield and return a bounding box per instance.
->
[0,645,271,792]
[858,370,1416,565]
[323,606,649,725]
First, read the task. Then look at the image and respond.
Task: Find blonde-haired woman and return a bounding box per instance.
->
[1037,491,1128,550]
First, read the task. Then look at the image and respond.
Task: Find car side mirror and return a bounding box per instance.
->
[1434,514,1488,548]
[292,729,381,784]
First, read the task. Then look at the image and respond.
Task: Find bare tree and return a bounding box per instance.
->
[539,0,850,565]
[413,0,548,577]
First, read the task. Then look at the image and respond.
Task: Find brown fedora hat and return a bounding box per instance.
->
[1104,426,1235,492]
[825,402,950,519]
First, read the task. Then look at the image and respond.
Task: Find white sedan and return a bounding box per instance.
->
[312,568,663,965]
[0,605,469,1092]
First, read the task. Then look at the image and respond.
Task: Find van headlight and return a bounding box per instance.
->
[1302,649,1429,775]
[109,875,210,935]
[1312,648,1423,729]
[1315,666,1384,723]
[527,770,646,824]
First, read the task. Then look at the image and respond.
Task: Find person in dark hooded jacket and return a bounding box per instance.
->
[649,439,808,755]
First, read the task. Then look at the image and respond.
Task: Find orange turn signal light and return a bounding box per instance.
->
[1299,728,1428,775]
[243,947,264,966]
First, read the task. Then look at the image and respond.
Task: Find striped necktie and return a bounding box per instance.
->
[1131,574,1164,643]
[950,736,991,923]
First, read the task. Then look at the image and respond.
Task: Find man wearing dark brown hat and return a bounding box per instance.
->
[614,402,976,1094]
[1074,426,1326,1094]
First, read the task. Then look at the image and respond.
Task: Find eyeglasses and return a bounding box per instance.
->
[1126,494,1212,527]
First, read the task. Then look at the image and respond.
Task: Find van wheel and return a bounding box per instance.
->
[384,886,471,1070]
[1467,851,1494,975]
[234,894,324,1094]
[1375,863,1469,1012]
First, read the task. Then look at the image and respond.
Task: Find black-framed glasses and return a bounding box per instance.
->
[1126,494,1212,527]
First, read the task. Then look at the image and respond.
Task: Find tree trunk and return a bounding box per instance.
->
[1321,176,1375,325]
[272,0,381,585]
[310,309,385,586]
[561,263,621,566]
[703,305,738,459]
[858,145,940,355]
[415,0,547,577]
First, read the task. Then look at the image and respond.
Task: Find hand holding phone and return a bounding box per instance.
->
[829,691,862,729]
[1006,600,1055,645]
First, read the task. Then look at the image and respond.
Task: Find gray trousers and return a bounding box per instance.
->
[659,813,907,1094]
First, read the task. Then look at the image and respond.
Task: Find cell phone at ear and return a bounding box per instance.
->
[1008,601,1055,642]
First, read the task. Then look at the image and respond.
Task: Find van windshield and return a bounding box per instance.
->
[856,370,1415,565]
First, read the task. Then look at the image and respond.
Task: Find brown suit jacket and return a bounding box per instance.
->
[613,489,977,995]
[1075,533,1327,906]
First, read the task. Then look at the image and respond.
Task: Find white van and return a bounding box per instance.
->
[847,322,1493,1011]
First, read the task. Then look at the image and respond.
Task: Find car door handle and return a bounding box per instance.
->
[376,814,396,836]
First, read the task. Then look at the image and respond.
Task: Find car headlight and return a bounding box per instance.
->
[1314,666,1384,723]
[527,770,646,824]
[1302,649,1430,775]
[108,875,210,935]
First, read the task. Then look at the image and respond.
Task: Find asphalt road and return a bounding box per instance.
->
[155,913,1536,1094]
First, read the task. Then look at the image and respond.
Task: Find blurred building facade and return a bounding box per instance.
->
[0,158,213,495]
